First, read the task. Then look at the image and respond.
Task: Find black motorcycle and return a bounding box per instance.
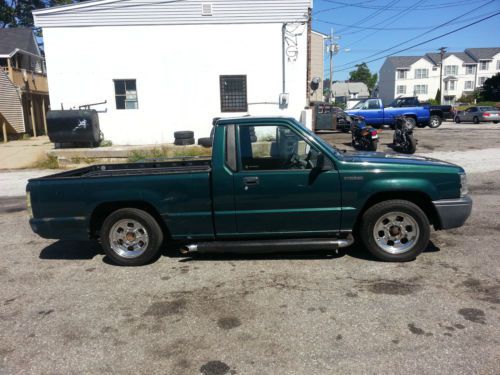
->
[393,116,417,154]
[350,115,379,151]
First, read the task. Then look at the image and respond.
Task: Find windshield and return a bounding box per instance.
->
[352,100,367,109]
[293,119,344,159]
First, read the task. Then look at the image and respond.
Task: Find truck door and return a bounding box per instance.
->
[230,122,342,237]
[356,99,384,126]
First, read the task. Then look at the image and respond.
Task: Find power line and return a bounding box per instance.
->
[317,0,492,11]
[334,0,400,34]
[333,0,496,69]
[335,10,500,72]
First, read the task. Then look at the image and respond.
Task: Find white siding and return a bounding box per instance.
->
[0,70,25,133]
[42,23,308,144]
[34,0,310,27]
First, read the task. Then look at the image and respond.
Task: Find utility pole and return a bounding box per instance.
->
[326,29,340,103]
[439,47,447,105]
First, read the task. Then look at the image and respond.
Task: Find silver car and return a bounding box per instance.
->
[454,106,500,124]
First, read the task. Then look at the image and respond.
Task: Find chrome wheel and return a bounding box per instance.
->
[430,116,440,128]
[109,219,149,258]
[372,211,420,254]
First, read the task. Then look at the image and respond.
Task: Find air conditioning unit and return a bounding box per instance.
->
[201,3,213,16]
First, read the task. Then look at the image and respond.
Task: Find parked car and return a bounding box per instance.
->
[345,98,434,129]
[454,106,500,124]
[387,96,453,127]
[27,116,472,266]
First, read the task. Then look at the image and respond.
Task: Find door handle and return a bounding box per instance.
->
[243,176,259,186]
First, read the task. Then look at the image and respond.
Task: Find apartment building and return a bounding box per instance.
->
[378,48,500,105]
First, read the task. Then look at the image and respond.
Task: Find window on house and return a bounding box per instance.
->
[396,85,406,94]
[478,77,487,86]
[496,60,500,70]
[414,69,428,79]
[414,85,428,94]
[444,65,458,76]
[445,81,456,90]
[464,81,473,90]
[114,79,138,110]
[396,69,407,79]
[479,61,489,70]
[466,65,475,75]
[220,75,248,112]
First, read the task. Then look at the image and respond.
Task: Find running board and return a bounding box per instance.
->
[180,235,354,255]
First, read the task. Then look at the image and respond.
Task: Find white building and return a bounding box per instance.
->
[378,48,500,105]
[33,0,312,145]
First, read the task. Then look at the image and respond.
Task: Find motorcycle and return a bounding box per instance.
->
[350,115,379,151]
[393,115,417,154]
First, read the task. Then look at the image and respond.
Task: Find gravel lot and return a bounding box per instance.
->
[0,122,499,374]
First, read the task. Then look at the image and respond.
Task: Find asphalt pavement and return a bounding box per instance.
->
[0,122,499,374]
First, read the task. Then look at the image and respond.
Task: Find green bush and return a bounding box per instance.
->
[128,146,211,163]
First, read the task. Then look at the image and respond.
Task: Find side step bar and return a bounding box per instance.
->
[180,235,354,255]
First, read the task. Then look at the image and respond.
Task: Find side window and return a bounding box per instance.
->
[220,75,248,112]
[367,99,380,109]
[238,125,320,171]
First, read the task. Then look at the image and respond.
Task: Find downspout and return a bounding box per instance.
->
[282,23,287,94]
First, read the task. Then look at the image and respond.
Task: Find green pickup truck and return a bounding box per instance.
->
[27,117,472,266]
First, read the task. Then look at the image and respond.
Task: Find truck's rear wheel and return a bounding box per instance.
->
[101,208,163,266]
[428,115,442,128]
[360,200,430,262]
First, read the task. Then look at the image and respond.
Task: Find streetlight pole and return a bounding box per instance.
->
[326,29,341,103]
[439,47,447,104]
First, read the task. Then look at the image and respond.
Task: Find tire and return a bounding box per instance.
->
[174,137,195,146]
[428,115,442,128]
[493,121,499,124]
[197,137,212,148]
[454,116,461,124]
[174,131,194,139]
[473,116,479,124]
[368,139,378,151]
[101,208,164,266]
[404,135,417,154]
[404,117,416,130]
[359,200,430,262]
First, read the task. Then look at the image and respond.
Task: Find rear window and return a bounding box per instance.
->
[479,107,496,111]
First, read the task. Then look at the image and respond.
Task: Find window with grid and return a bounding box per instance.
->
[444,65,458,76]
[497,60,500,70]
[466,65,475,75]
[479,61,489,70]
[414,69,428,79]
[414,85,428,94]
[114,79,138,110]
[479,77,487,86]
[220,75,248,112]
[396,85,406,94]
[464,81,473,90]
[396,69,407,79]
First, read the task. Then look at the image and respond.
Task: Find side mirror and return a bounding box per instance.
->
[316,152,332,171]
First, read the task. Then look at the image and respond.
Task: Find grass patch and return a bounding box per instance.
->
[31,154,60,169]
[70,156,97,165]
[128,146,211,163]
[99,139,113,147]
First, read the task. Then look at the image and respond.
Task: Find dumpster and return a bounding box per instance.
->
[47,110,102,147]
[313,103,338,131]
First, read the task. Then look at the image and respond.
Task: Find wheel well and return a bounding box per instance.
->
[89,201,171,239]
[430,110,443,118]
[353,191,441,233]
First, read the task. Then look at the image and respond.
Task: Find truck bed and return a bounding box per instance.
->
[34,157,212,179]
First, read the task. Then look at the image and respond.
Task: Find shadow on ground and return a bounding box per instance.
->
[39,240,103,260]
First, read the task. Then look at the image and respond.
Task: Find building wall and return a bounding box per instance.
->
[309,31,324,103]
[476,52,500,87]
[378,59,396,104]
[42,23,308,144]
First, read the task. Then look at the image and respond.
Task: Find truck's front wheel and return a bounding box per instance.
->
[360,200,430,262]
[101,208,164,266]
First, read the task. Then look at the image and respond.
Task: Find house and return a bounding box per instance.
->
[378,48,500,105]
[330,81,370,108]
[33,0,313,145]
[0,28,49,142]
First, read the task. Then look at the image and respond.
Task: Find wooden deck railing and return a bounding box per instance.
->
[0,66,49,93]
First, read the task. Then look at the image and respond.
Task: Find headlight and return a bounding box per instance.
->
[26,191,33,218]
[460,173,468,197]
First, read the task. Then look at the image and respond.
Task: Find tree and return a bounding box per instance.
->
[1,0,75,29]
[349,63,378,93]
[479,73,500,101]
[435,88,441,104]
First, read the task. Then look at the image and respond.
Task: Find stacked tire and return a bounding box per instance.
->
[249,126,257,143]
[174,131,194,146]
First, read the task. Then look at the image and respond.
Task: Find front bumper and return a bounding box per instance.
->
[432,195,472,229]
